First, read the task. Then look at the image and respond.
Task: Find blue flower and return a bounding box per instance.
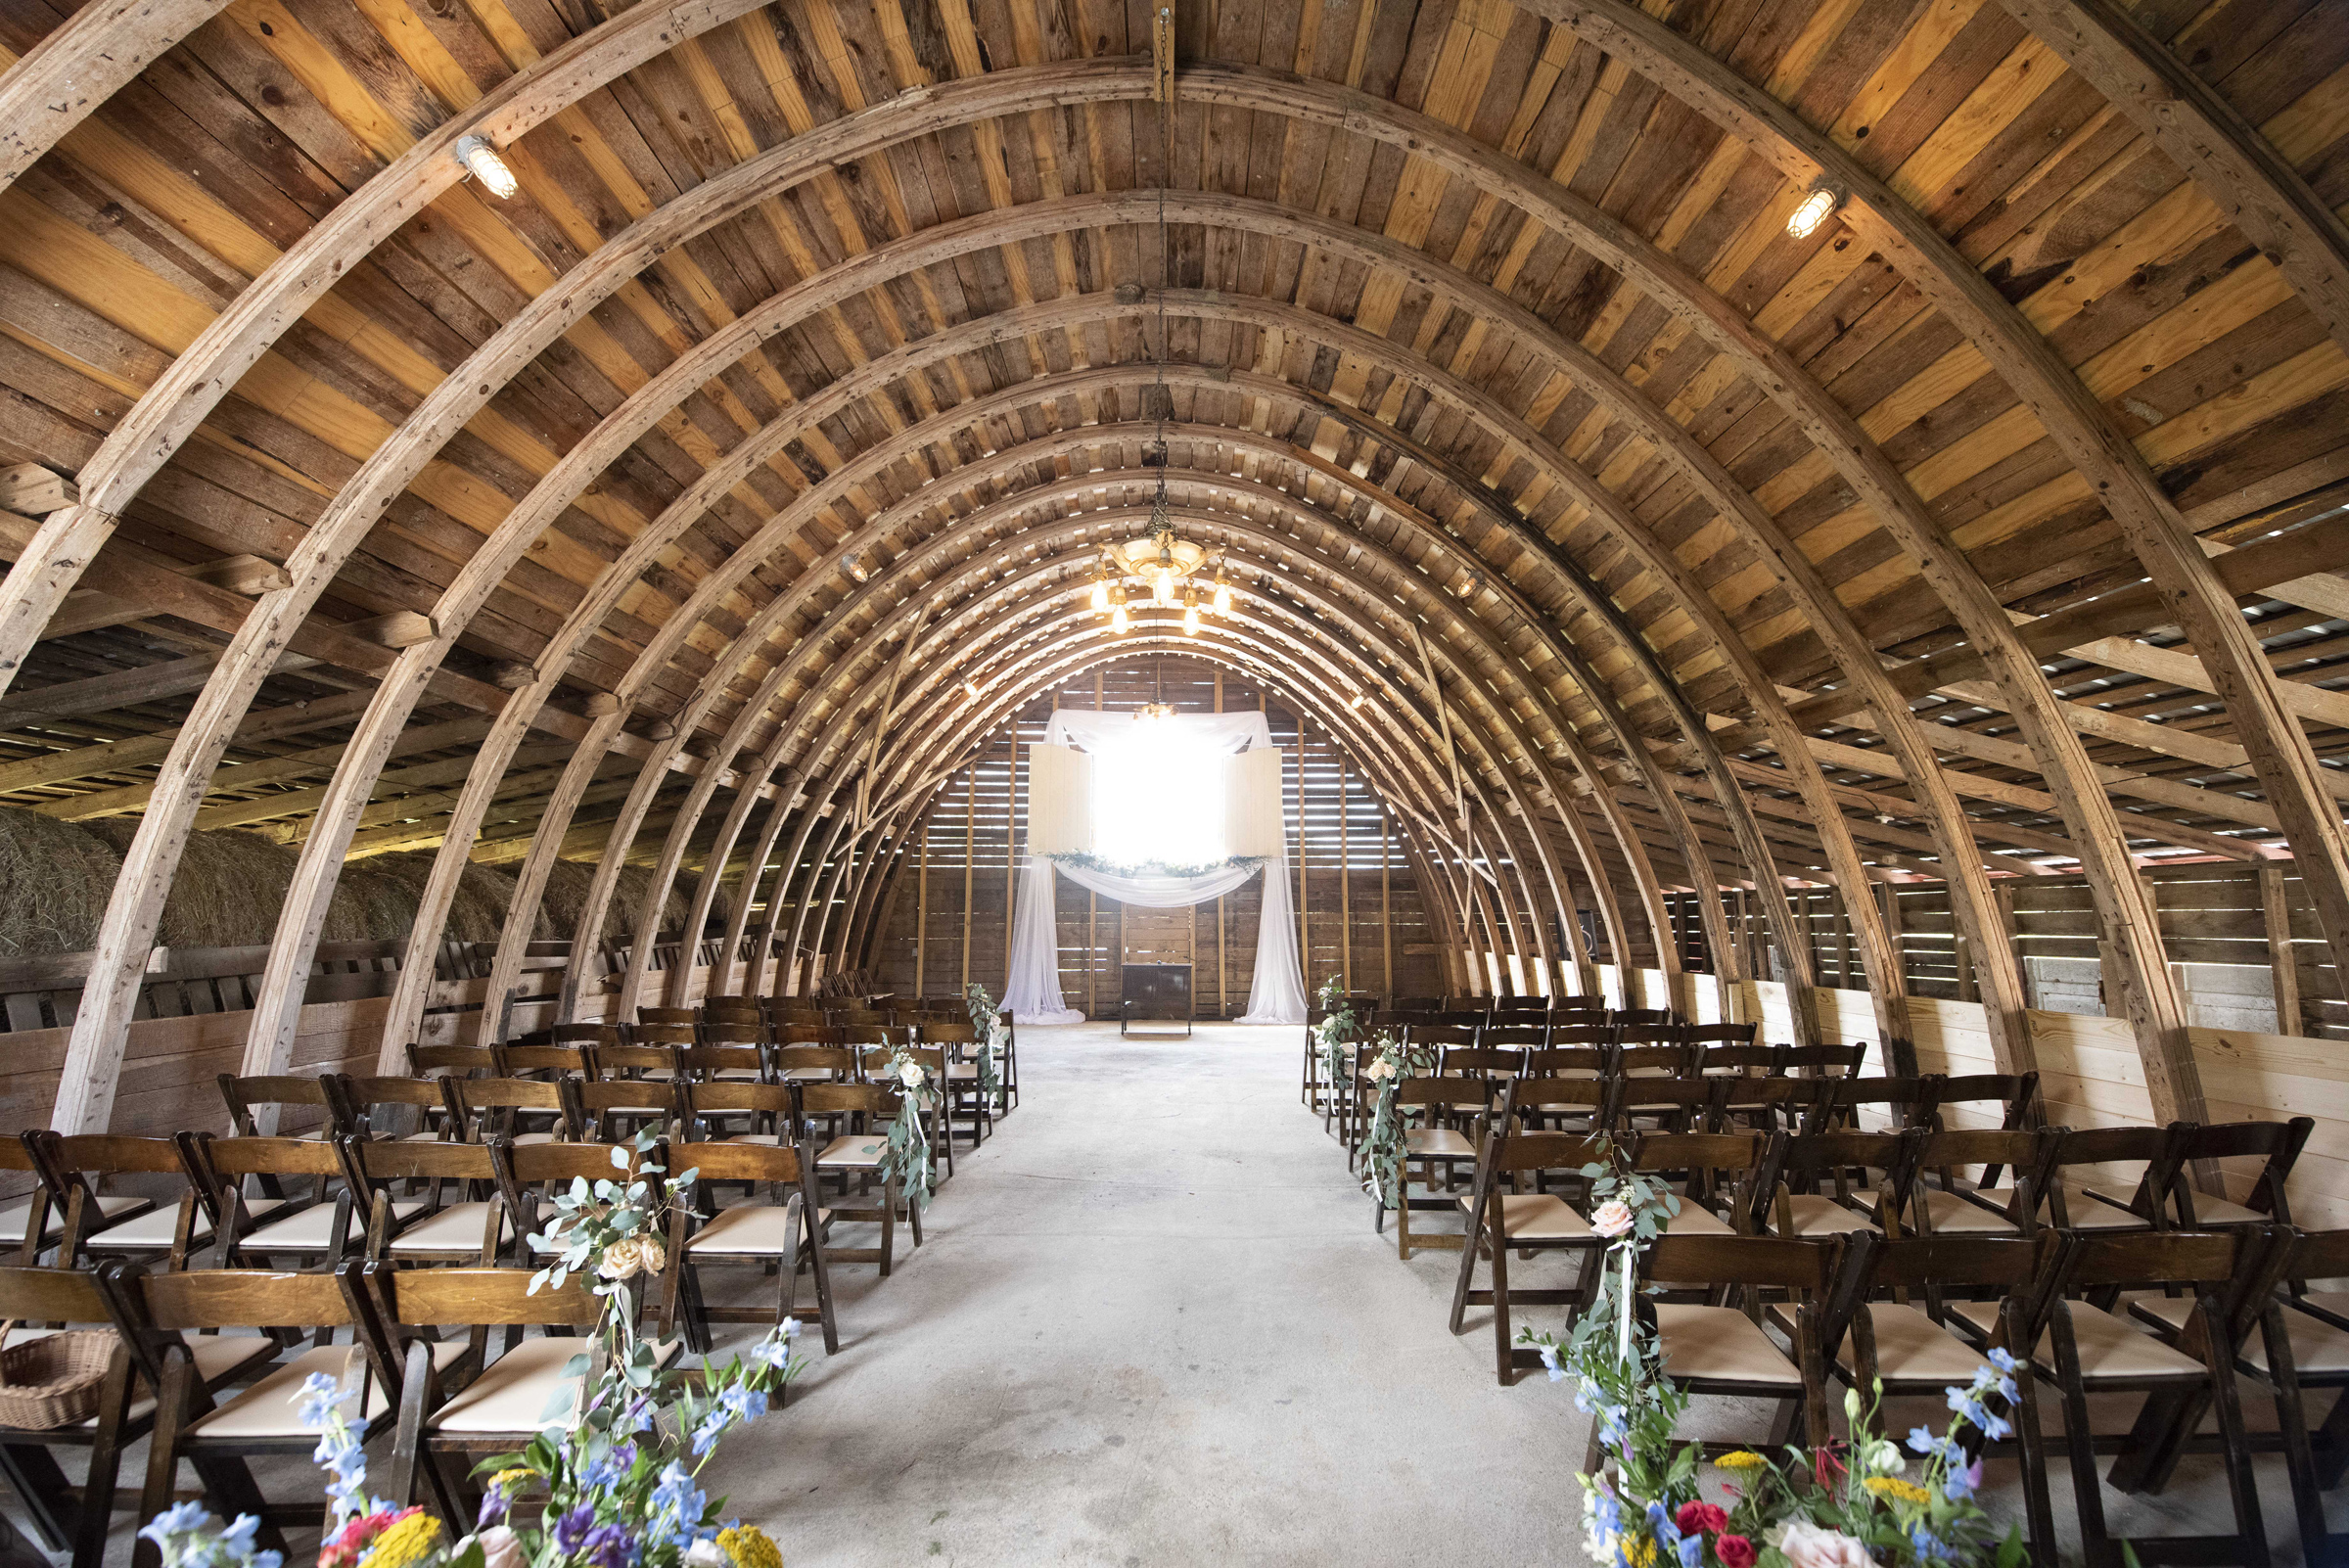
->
[581,1522,636,1568]
[648,1459,707,1546]
[554,1504,596,1555]
[582,1439,636,1490]
[218,1516,260,1549]
[294,1372,346,1430]
[717,1384,768,1424]
[1944,1459,1984,1502]
[140,1501,213,1545]
[1986,1348,2020,1374]
[1911,1525,1952,1561]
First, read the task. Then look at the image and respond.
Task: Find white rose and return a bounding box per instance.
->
[898,1061,925,1088]
[474,1527,524,1568]
[600,1233,663,1280]
[683,1540,728,1568]
[1773,1522,1872,1568]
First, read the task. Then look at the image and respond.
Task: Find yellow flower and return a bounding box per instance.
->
[1716,1451,1768,1470]
[1864,1477,1933,1507]
[718,1525,782,1568]
[357,1511,441,1568]
[487,1468,535,1491]
[1622,1538,1658,1568]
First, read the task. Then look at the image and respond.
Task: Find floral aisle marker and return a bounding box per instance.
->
[144,1128,803,1568]
[964,981,1004,1108]
[1523,1143,2030,1568]
[880,1040,937,1211]
[1311,976,1364,1109]
[1357,1032,1431,1210]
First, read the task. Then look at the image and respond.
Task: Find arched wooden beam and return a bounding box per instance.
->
[1525,0,2337,1119]
[0,0,773,696]
[0,0,230,195]
[1994,0,2349,364]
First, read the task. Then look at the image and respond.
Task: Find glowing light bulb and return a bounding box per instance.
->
[842,551,869,583]
[1111,602,1129,634]
[1349,691,1365,710]
[1090,577,1110,613]
[1213,576,1232,615]
[1785,185,1838,240]
[1153,570,1172,606]
[963,680,981,700]
[455,135,518,200]
[1183,600,1201,636]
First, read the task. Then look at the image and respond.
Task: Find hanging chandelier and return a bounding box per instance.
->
[1088,472,1237,636]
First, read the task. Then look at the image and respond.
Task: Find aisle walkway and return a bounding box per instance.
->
[705,1022,1589,1565]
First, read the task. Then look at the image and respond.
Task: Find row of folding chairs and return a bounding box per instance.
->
[1300,1014,1782,1103]
[0,1248,842,1568]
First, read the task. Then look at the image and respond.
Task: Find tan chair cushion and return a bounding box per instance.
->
[2133,1296,2349,1376]
[87,1201,213,1251]
[2181,1193,2267,1225]
[1952,1299,2203,1381]
[1656,1201,1733,1236]
[1771,1193,1877,1237]
[817,1135,889,1169]
[685,1204,831,1257]
[386,1203,512,1259]
[0,1193,145,1246]
[1495,1193,1589,1241]
[191,1341,467,1439]
[1404,1128,1475,1160]
[1655,1305,1801,1388]
[429,1335,681,1435]
[240,1197,414,1254]
[729,1133,783,1146]
[1915,1190,2021,1236]
[1845,1304,1996,1384]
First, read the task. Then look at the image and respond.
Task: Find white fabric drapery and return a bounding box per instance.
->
[1001,710,1307,1026]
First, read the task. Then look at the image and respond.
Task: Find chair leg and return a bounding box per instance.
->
[2261,1306,2331,1568]
[134,1352,200,1568]
[0,1445,75,1554]
[2199,1303,2271,1568]
[1491,1229,1513,1386]
[70,1349,138,1568]
[2049,1308,2115,1568]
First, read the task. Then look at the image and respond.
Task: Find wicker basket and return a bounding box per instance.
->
[0,1323,116,1430]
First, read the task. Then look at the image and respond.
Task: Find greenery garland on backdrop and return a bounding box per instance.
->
[1521,1142,2028,1568]
[143,1130,798,1568]
[1045,851,1267,879]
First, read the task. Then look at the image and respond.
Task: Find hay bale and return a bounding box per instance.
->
[349,852,547,945]
[80,819,368,951]
[539,858,694,950]
[325,855,424,944]
[0,807,121,956]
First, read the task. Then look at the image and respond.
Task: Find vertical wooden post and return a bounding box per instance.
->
[1380,807,1393,1001]
[1796,891,1815,991]
[1338,751,1352,992]
[2261,865,2301,1037]
[1832,894,1851,991]
[1004,715,1018,995]
[1995,884,2020,1011]
[1215,666,1226,1017]
[914,808,930,997]
[1295,707,1309,994]
[959,761,976,990]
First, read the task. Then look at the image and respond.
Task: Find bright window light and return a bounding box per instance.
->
[1090,724,1227,866]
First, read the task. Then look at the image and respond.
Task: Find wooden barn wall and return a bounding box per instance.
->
[866,658,1447,1010]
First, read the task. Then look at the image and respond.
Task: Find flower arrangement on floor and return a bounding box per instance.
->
[963,981,1004,1106]
[880,1041,937,1210]
[1045,850,1267,879]
[142,1130,802,1568]
[1356,1033,1431,1209]
[1523,1143,2028,1568]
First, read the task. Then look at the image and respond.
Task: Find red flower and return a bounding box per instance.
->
[1676,1501,1728,1537]
[318,1508,412,1568]
[1715,1535,1757,1568]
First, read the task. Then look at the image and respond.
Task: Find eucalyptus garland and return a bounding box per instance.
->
[963,981,1004,1103]
[1312,975,1364,1099]
[1047,850,1268,879]
[1357,1034,1433,1210]
[879,1044,937,1211]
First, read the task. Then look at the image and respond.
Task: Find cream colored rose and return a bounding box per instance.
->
[1773,1522,1871,1568]
[599,1233,664,1280]
[475,1527,523,1568]
[898,1061,926,1088]
[1589,1199,1635,1239]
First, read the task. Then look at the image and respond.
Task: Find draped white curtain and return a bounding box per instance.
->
[1001,710,1307,1026]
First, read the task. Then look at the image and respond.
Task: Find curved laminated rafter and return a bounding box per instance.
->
[1,0,2344,1141]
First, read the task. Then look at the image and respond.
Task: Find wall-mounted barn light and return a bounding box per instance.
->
[455,134,519,200]
[1785,182,1842,240]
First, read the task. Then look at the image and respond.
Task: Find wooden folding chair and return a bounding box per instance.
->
[1924,1071,2044,1132]
[327,1075,452,1142]
[1708,1076,1833,1138]
[1816,1074,1934,1132]
[598,1033,685,1084]
[215,1075,337,1139]
[2,1134,136,1265]
[1449,1120,1608,1377]
[1626,1130,1774,1237]
[660,1139,837,1354]
[26,1135,209,1269]
[1778,1040,1867,1079]
[407,1044,493,1080]
[1817,1230,2057,1563]
[1385,1077,1497,1260]
[178,1134,361,1270]
[1904,1128,2055,1239]
[341,1139,510,1266]
[1631,1233,1842,1463]
[492,1042,588,1080]
[0,1265,211,1568]
[1690,1044,1778,1079]
[636,1006,699,1035]
[1991,1228,2273,1568]
[679,1043,770,1085]
[488,1138,665,1309]
[1759,1129,1919,1239]
[440,1076,576,1145]
[1681,1021,1761,1051]
[915,1024,992,1148]
[802,1084,918,1270]
[1500,1075,1610,1138]
[361,1266,676,1518]
[2038,1125,2178,1233]
[1520,1045,1607,1081]
[680,1081,793,1144]
[114,1262,444,1561]
[570,1077,680,1142]
[1609,1076,1717,1135]
[2157,1119,2313,1229]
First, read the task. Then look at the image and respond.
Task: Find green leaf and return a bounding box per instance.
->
[611,1145,631,1169]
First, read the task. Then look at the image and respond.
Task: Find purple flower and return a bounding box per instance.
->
[554,1504,595,1555]
[581,1522,637,1568]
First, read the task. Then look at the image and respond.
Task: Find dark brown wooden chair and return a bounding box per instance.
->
[407,1044,494,1080]
[492,1042,588,1080]
[1630,1233,1843,1465]
[440,1076,576,1144]
[680,1081,793,1144]
[340,1139,509,1266]
[660,1139,837,1354]
[26,1134,207,1269]
[1760,1129,1919,1240]
[2,1133,134,1264]
[1449,1121,1609,1379]
[1386,1076,1497,1260]
[568,1077,680,1142]
[802,1083,918,1270]
[177,1134,359,1269]
[325,1075,451,1142]
[2155,1119,2313,1229]
[215,1074,337,1139]
[1903,1127,2054,1239]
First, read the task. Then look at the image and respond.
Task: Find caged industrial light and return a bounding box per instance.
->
[1785,182,1842,240]
[454,134,519,200]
